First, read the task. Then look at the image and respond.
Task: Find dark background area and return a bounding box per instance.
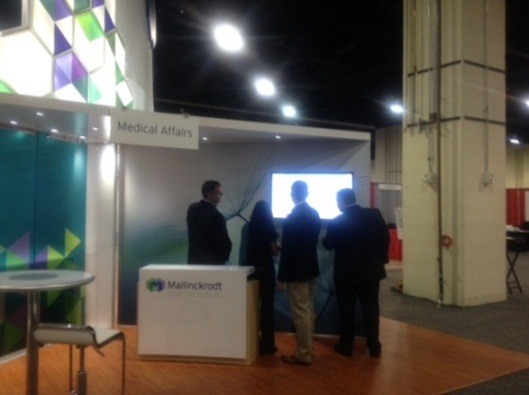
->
[153,0,529,143]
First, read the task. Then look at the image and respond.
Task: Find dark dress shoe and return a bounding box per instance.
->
[260,346,278,355]
[333,344,353,357]
[280,354,311,365]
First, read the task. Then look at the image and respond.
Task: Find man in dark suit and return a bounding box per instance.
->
[186,180,232,264]
[278,181,321,365]
[322,188,389,358]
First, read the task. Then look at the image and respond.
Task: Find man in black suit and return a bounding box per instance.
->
[278,181,321,365]
[322,188,389,358]
[186,180,232,264]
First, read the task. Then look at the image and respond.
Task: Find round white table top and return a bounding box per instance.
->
[0,270,94,292]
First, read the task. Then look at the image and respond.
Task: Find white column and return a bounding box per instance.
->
[402,0,506,306]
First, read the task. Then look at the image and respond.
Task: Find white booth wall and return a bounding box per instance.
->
[117,138,371,325]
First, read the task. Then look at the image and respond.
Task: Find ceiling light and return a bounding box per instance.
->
[36,111,44,117]
[50,128,58,133]
[281,105,297,118]
[10,120,18,125]
[254,77,276,97]
[202,137,208,141]
[390,104,404,114]
[510,136,520,145]
[275,135,281,140]
[213,24,244,52]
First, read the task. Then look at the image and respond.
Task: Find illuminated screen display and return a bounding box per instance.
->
[270,172,354,220]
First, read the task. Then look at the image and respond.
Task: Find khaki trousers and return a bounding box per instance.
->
[286,278,317,363]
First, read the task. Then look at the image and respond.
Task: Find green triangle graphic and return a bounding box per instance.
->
[6,251,27,271]
[65,229,82,258]
[76,11,104,42]
[47,246,64,270]
[0,81,12,93]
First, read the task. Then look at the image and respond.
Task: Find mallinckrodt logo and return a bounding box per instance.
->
[146,277,165,292]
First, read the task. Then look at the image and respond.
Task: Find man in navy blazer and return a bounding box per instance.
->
[278,180,321,365]
[323,188,389,358]
[186,180,232,265]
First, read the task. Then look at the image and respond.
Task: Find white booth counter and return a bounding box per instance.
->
[138,264,259,365]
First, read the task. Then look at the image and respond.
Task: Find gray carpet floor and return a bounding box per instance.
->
[380,253,529,394]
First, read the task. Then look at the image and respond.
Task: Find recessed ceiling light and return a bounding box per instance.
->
[202,137,208,141]
[36,111,44,117]
[10,120,18,125]
[275,135,282,140]
[50,128,58,133]
[390,104,404,114]
[281,105,297,118]
[92,126,99,131]
[254,77,276,97]
[213,24,244,52]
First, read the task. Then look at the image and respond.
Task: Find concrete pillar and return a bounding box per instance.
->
[402,0,506,306]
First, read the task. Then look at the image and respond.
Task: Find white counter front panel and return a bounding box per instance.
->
[138,264,253,359]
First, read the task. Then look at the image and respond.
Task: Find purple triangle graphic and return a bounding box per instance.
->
[104,9,115,32]
[54,62,71,90]
[55,0,72,21]
[71,53,88,82]
[34,248,48,270]
[10,233,30,263]
[56,52,73,80]
[54,25,71,55]
[93,0,105,7]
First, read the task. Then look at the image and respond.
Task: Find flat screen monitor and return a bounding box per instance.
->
[270,172,354,220]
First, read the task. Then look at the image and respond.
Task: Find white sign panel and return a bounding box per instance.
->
[110,109,198,149]
[138,264,253,359]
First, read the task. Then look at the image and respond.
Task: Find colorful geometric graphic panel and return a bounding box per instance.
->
[0,0,133,108]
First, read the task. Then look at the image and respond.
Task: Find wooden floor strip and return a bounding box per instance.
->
[1,318,529,395]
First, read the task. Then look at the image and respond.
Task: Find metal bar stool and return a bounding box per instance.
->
[33,324,125,395]
[506,236,525,294]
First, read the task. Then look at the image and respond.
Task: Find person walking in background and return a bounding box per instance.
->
[277,181,321,365]
[186,180,232,265]
[322,188,389,358]
[244,200,280,355]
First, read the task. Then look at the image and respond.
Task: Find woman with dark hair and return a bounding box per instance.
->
[246,200,280,355]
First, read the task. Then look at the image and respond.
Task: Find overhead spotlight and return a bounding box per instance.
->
[10,120,18,125]
[281,104,297,118]
[213,24,244,52]
[254,77,276,97]
[390,104,404,114]
[202,137,208,141]
[50,128,58,133]
[509,136,520,145]
[525,100,529,108]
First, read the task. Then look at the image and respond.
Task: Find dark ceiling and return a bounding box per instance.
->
[153,0,529,142]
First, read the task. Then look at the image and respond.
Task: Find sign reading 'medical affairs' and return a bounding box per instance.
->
[110,108,198,149]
